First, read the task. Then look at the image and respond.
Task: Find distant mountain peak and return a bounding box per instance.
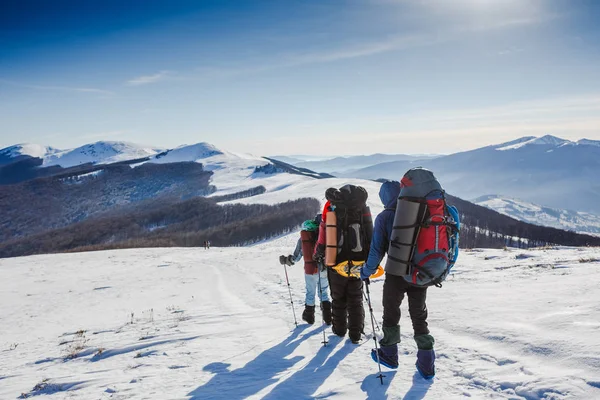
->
[154,142,224,162]
[43,141,164,167]
[495,135,570,151]
[577,138,600,147]
[0,143,60,159]
[529,135,570,146]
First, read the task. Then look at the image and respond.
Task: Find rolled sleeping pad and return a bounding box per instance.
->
[362,205,373,255]
[385,198,426,276]
[300,230,318,274]
[325,211,338,267]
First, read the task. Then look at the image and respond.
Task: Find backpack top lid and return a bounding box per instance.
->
[325,184,368,209]
[399,167,443,199]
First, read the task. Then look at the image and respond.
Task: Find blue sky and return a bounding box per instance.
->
[1,0,599,155]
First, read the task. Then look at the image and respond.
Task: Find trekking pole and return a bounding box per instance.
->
[364,281,385,385]
[363,290,381,332]
[283,263,298,327]
[317,262,329,347]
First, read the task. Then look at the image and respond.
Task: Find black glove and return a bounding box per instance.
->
[313,243,325,262]
[279,255,287,265]
[318,260,327,272]
[285,255,294,266]
[362,277,370,285]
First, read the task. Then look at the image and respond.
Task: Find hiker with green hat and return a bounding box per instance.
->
[279,214,332,325]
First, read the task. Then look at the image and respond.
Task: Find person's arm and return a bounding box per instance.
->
[291,237,303,264]
[363,213,388,275]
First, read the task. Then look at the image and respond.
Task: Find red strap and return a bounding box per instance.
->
[401,176,413,187]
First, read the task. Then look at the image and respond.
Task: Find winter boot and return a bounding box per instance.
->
[416,349,436,379]
[322,301,332,325]
[371,344,399,369]
[349,330,362,344]
[302,305,315,325]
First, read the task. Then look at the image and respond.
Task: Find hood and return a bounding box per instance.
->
[379,180,401,209]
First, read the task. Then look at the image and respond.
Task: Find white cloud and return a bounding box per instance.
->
[127,71,171,86]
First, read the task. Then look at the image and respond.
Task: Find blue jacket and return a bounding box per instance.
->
[361,180,401,279]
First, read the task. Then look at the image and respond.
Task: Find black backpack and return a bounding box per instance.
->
[326,185,373,263]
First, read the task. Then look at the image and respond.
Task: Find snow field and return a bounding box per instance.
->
[1,240,599,399]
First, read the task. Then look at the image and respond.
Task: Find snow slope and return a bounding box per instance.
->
[0,143,60,160]
[148,142,287,196]
[1,241,599,399]
[147,143,359,200]
[43,141,164,167]
[475,195,600,237]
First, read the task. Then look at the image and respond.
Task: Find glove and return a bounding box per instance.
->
[285,255,294,266]
[313,243,325,262]
[279,255,288,265]
[360,266,374,282]
[318,260,327,272]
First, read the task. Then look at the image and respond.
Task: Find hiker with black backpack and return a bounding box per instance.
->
[280,215,332,326]
[360,169,460,379]
[314,185,374,344]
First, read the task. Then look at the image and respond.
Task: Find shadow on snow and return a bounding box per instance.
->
[188,325,324,400]
[360,371,398,400]
[261,335,357,399]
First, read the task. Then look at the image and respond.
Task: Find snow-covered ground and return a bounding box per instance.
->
[1,241,599,399]
[475,195,600,237]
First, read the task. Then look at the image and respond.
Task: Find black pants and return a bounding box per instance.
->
[382,274,429,335]
[327,269,364,335]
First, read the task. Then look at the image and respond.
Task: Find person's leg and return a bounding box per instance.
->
[406,283,435,378]
[318,268,330,302]
[304,273,317,307]
[372,274,405,369]
[381,274,405,346]
[406,284,431,341]
[301,273,317,324]
[318,268,332,325]
[346,277,365,343]
[327,269,348,336]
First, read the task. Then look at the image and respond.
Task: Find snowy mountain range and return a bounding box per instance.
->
[2,134,600,220]
[342,135,600,214]
[0,141,165,167]
[474,195,600,236]
[272,154,438,175]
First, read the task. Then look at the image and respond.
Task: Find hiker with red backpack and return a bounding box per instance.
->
[314,185,374,344]
[280,215,332,325]
[360,169,460,379]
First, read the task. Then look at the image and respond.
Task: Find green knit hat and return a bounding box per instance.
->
[302,219,319,232]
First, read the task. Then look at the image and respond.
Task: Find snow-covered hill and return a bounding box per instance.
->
[475,195,600,236]
[0,141,164,168]
[43,141,164,167]
[1,242,599,399]
[147,143,338,198]
[0,143,60,165]
[348,135,600,214]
